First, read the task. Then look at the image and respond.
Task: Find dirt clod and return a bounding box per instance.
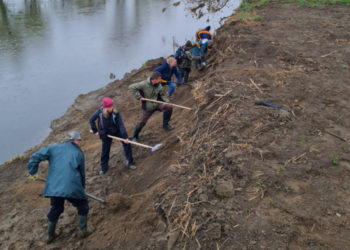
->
[106,193,132,212]
[215,180,234,198]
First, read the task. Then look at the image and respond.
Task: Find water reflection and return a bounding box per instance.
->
[0,0,240,163]
[75,0,106,14]
[0,0,46,48]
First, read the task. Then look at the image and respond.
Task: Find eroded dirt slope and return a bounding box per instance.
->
[1,2,350,250]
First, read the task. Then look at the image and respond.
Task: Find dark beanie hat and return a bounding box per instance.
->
[185,40,192,47]
[151,71,161,80]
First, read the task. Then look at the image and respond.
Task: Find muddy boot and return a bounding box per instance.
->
[78,215,92,238]
[46,221,57,244]
[163,112,174,131]
[132,125,142,142]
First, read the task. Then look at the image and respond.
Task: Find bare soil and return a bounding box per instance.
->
[1,2,349,250]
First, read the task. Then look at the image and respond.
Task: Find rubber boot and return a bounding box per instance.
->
[132,124,142,142]
[163,112,174,131]
[183,71,189,84]
[78,215,92,238]
[46,221,57,244]
[125,158,137,170]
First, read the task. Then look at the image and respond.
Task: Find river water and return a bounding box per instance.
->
[0,0,239,163]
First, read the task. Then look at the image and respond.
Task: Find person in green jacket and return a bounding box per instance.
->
[27,131,91,243]
[129,71,174,142]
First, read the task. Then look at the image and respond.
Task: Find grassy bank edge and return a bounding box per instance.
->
[235,0,350,22]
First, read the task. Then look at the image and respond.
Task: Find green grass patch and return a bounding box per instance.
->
[336,114,343,123]
[240,0,271,11]
[235,0,350,21]
[332,156,339,165]
[296,0,350,7]
[235,10,264,22]
[4,154,22,165]
[142,60,150,67]
[274,183,290,192]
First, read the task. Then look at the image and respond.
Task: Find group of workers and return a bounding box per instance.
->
[26,26,213,244]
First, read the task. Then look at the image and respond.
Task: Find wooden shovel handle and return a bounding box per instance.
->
[37,177,106,203]
[107,135,151,149]
[142,98,192,110]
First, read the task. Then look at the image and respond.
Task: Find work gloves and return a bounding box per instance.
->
[28,173,38,181]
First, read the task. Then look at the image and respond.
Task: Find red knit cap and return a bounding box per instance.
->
[102,97,113,108]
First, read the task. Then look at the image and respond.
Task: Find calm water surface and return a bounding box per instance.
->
[0,0,240,163]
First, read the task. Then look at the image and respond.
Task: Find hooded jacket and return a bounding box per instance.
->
[28,141,86,199]
[153,61,183,83]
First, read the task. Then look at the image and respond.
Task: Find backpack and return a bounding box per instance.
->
[175,46,186,64]
[97,107,118,133]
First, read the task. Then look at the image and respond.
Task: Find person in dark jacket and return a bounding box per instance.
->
[153,56,183,97]
[175,41,193,83]
[129,71,174,142]
[89,97,136,175]
[27,131,91,244]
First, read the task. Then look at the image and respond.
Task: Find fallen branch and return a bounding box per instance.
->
[168,196,177,217]
[320,50,337,58]
[285,152,307,166]
[250,78,263,94]
[205,90,232,110]
[325,131,346,142]
[293,152,307,162]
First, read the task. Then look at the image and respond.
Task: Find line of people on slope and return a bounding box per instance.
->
[175,25,214,82]
[26,26,214,244]
[151,26,214,99]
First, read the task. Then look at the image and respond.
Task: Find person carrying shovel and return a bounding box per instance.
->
[89,97,136,174]
[129,71,174,142]
[27,131,91,244]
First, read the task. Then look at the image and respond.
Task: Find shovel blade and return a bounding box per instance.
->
[151,143,162,152]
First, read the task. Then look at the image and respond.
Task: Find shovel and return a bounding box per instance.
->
[107,135,162,152]
[141,98,192,111]
[37,177,106,204]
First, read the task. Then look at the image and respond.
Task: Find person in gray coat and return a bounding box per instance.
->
[28,131,91,243]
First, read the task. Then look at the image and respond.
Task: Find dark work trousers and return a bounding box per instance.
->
[47,197,89,223]
[101,134,133,172]
[178,68,191,83]
[138,103,173,129]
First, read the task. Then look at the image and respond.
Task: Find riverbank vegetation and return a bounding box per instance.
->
[236,0,350,21]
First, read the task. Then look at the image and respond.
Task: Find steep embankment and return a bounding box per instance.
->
[1,1,350,249]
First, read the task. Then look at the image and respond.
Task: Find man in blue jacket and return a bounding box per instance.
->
[190,40,214,70]
[153,56,183,97]
[89,97,136,175]
[27,131,91,243]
